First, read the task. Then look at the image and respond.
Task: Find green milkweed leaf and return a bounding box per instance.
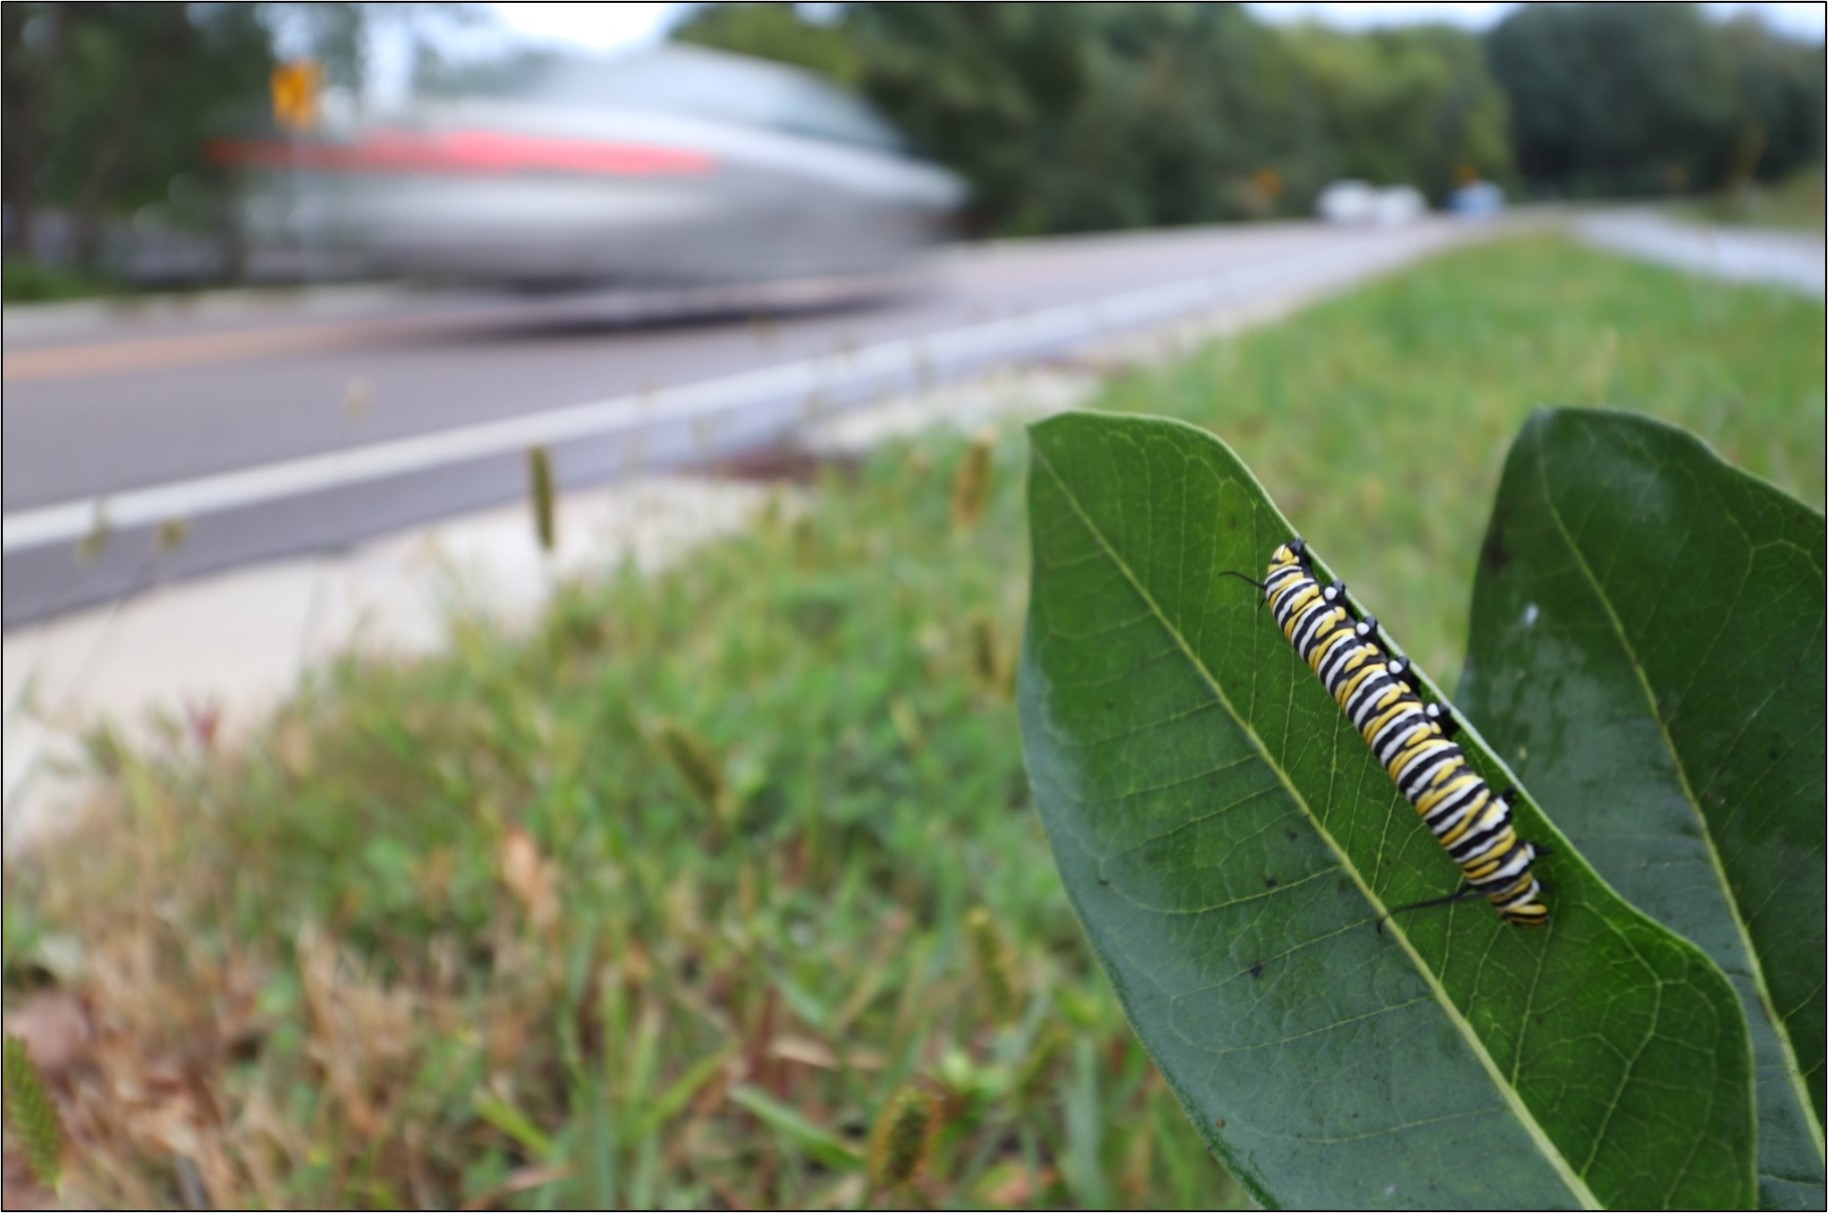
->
[1458,407,1826,1209]
[1017,410,1753,1210]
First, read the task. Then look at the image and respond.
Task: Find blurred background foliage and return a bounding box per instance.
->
[1,2,276,267]
[681,2,1524,232]
[2,1,1823,268]
[1,2,466,275]
[1486,3,1827,196]
[678,1,1826,230]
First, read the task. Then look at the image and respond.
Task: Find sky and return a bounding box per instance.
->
[478,1,1828,51]
[484,2,677,52]
[1249,1,1825,37]
[358,1,1824,105]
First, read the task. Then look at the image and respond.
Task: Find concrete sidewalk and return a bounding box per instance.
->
[0,475,795,847]
[0,217,1508,854]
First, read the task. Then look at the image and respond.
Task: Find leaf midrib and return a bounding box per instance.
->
[1536,434,1827,1159]
[1034,441,1599,1210]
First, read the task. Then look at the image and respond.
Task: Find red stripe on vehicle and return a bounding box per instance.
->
[207,129,715,177]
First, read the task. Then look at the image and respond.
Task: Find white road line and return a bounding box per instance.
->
[2,229,1463,555]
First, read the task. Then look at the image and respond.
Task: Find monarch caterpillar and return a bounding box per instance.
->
[1231,538,1550,928]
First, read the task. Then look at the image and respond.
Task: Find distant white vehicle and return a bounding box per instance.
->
[1316,180,1378,225]
[1317,181,1428,226]
[1375,185,1426,227]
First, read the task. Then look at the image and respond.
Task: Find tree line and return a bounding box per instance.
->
[677,2,1824,233]
[2,1,1821,268]
[1,2,450,265]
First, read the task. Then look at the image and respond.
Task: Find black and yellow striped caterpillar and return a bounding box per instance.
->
[1240,538,1549,928]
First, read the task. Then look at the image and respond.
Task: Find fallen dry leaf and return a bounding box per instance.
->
[6,990,95,1079]
[766,1035,838,1070]
[499,827,560,931]
[978,1162,1059,1208]
[459,1163,571,1210]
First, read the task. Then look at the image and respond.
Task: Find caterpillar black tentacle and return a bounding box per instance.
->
[1424,702,1459,738]
[1253,538,1550,928]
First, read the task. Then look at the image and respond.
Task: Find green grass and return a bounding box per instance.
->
[1100,233,1825,683]
[1673,164,1827,231]
[3,235,1821,1210]
[0,256,131,304]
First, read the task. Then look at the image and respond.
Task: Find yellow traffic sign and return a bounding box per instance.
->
[271,59,321,132]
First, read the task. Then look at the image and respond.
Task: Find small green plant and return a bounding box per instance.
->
[648,715,734,827]
[965,907,1022,1025]
[3,1035,64,1192]
[527,445,557,554]
[866,1082,938,1194]
[950,431,996,531]
[1,256,126,303]
[153,517,190,554]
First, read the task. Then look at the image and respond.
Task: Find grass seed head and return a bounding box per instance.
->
[344,376,372,423]
[651,717,734,825]
[153,518,190,554]
[949,434,995,531]
[867,1082,937,1192]
[74,504,111,564]
[966,906,1022,1025]
[967,611,1005,696]
[527,445,557,554]
[3,1034,65,1191]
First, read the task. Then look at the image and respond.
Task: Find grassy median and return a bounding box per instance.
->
[4,235,1821,1210]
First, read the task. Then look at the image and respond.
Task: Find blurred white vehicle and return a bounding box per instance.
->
[1315,180,1378,225]
[216,46,966,289]
[1316,181,1428,227]
[1374,185,1426,227]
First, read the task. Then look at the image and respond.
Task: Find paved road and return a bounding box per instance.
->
[3,218,1488,625]
[1575,210,1825,297]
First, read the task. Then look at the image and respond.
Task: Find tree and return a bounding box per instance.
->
[1486,3,1741,197]
[663,3,1511,234]
[3,5,280,262]
[1,3,486,268]
[671,1,862,85]
[1712,14,1826,188]
[841,3,1325,233]
[4,4,272,263]
[1280,22,1513,201]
